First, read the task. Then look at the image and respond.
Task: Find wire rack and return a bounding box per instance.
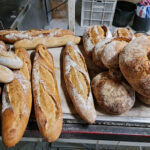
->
[81,0,117,27]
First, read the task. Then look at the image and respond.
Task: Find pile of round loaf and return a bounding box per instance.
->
[83,25,150,114]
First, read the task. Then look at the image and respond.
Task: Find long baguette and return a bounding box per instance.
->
[0,29,73,43]
[32,44,63,142]
[2,48,32,148]
[63,43,96,124]
[14,35,81,49]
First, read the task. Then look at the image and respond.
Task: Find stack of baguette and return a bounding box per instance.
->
[0,28,81,148]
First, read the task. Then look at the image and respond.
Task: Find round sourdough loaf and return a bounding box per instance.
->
[91,71,135,115]
[136,93,150,105]
[119,36,150,98]
[83,25,112,57]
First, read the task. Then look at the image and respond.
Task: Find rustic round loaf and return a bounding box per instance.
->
[101,39,127,69]
[113,28,135,42]
[119,36,150,98]
[91,71,135,115]
[83,25,112,57]
[136,93,150,105]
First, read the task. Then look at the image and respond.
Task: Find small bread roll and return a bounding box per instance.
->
[113,28,135,42]
[0,50,23,69]
[135,33,146,38]
[92,38,112,69]
[0,65,14,83]
[119,36,150,98]
[91,71,135,115]
[83,25,112,57]
[101,39,127,69]
[0,41,7,51]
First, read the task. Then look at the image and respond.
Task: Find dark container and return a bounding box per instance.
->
[132,14,150,32]
[113,1,136,27]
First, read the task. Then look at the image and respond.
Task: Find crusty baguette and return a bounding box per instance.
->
[32,44,63,142]
[0,65,14,83]
[0,41,7,51]
[2,48,32,148]
[0,29,73,43]
[14,35,81,49]
[0,50,23,69]
[63,43,96,124]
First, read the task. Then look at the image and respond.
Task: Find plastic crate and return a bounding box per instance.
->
[81,0,117,27]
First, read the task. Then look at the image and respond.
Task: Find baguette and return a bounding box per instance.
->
[32,44,62,142]
[14,35,81,49]
[63,43,96,124]
[2,48,32,148]
[0,50,23,69]
[0,65,14,83]
[0,29,73,43]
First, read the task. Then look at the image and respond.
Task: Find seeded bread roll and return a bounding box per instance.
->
[91,70,135,115]
[63,43,96,124]
[32,44,63,142]
[2,48,32,148]
[0,29,74,43]
[119,36,150,98]
[83,25,112,57]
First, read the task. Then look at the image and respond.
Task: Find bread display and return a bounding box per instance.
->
[83,25,112,57]
[91,70,135,115]
[2,48,32,148]
[63,43,96,124]
[113,28,135,42]
[119,36,150,98]
[14,35,81,50]
[32,44,62,142]
[0,29,74,43]
[0,50,23,69]
[0,65,14,83]
[0,41,7,51]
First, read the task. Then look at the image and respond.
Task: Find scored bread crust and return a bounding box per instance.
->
[2,48,32,148]
[32,44,62,142]
[63,43,96,124]
[83,25,112,57]
[0,29,74,43]
[119,36,150,98]
[14,35,81,50]
[91,71,135,115]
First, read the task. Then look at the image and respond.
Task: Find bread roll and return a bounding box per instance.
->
[2,48,32,148]
[101,39,127,69]
[92,38,112,69]
[0,65,14,83]
[113,28,135,42]
[91,71,135,115]
[0,50,23,69]
[119,36,150,98]
[32,44,62,142]
[0,41,7,51]
[63,43,96,124]
[0,29,73,43]
[14,35,81,50]
[83,25,112,57]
